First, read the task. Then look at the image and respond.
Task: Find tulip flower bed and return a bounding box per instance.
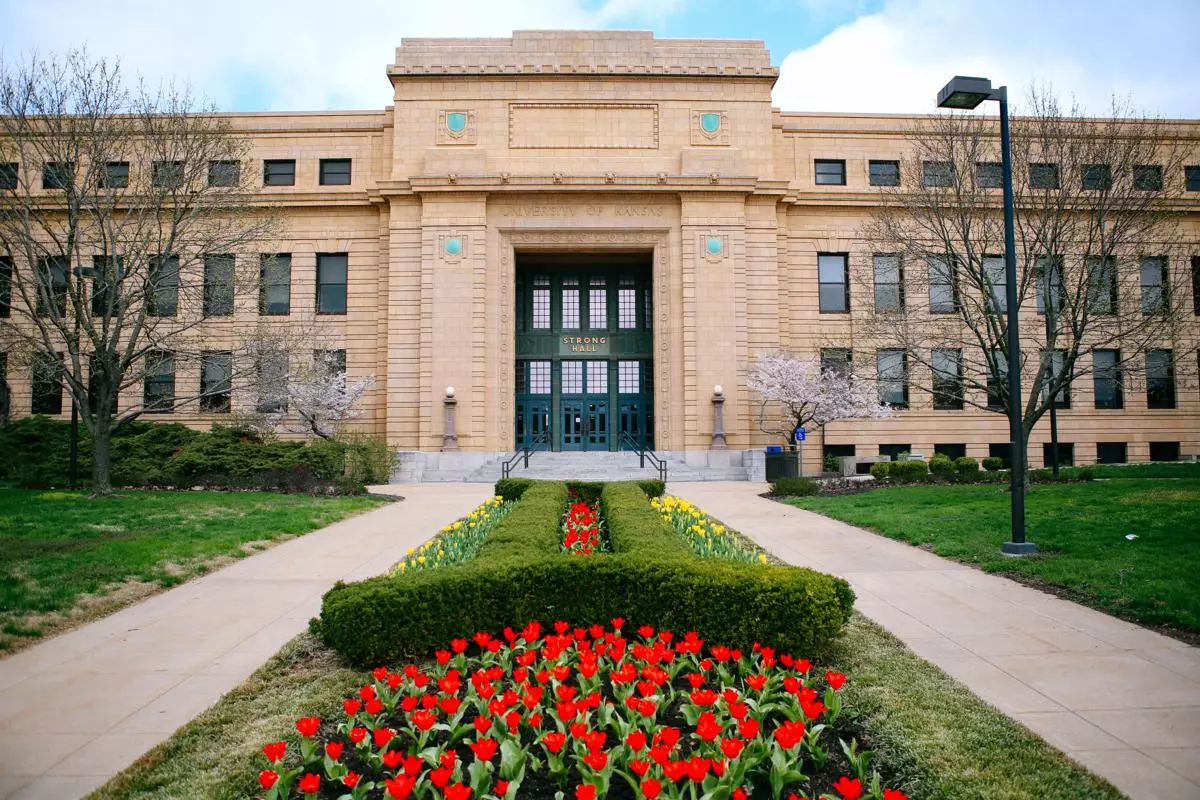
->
[391,496,513,575]
[561,494,609,556]
[651,496,766,564]
[259,620,908,800]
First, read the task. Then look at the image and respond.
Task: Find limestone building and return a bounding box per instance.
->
[3,31,1198,479]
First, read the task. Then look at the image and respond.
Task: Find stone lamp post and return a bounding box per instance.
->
[442,386,458,451]
[711,384,728,449]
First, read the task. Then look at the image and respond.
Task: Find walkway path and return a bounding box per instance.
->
[671,482,1200,800]
[0,484,492,800]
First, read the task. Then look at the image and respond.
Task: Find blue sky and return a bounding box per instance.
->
[1,0,1197,117]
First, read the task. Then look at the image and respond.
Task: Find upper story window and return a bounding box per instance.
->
[203,255,235,317]
[1029,162,1060,190]
[873,254,903,312]
[143,351,176,413]
[1081,164,1112,191]
[531,275,550,329]
[814,159,846,186]
[1140,256,1168,314]
[200,351,232,413]
[1185,166,1200,192]
[1086,256,1118,316]
[316,252,348,314]
[101,162,129,189]
[588,276,608,329]
[982,255,1006,313]
[319,159,352,186]
[263,159,296,186]
[987,350,1008,409]
[877,349,908,408]
[1035,256,1065,316]
[821,347,852,375]
[976,162,1003,189]
[922,161,954,188]
[260,254,292,316]
[0,163,17,190]
[0,256,11,318]
[42,161,73,190]
[208,160,240,187]
[35,255,69,317]
[1093,349,1122,409]
[151,160,185,188]
[817,253,849,313]
[931,348,964,410]
[928,256,958,313]
[31,351,64,415]
[868,160,899,186]
[1192,256,1200,316]
[148,255,180,317]
[1132,164,1163,191]
[1146,349,1175,409]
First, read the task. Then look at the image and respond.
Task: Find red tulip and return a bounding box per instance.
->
[367,698,385,715]
[411,710,437,731]
[542,731,567,753]
[576,784,597,800]
[349,726,367,744]
[262,741,286,763]
[720,737,745,759]
[325,741,343,760]
[630,758,651,777]
[833,776,863,800]
[296,717,321,738]
[641,778,662,798]
[883,791,909,800]
[582,750,608,771]
[826,670,847,690]
[626,730,647,751]
[343,771,361,788]
[297,772,320,794]
[374,727,396,747]
[733,789,748,800]
[690,689,718,706]
[746,674,768,691]
[258,770,278,789]
[343,698,361,716]
[470,738,499,761]
[385,774,416,799]
[383,750,403,769]
[445,783,471,800]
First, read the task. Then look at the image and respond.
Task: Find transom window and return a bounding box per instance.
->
[528,361,551,394]
[562,361,584,394]
[588,276,607,329]
[532,276,550,329]
[561,278,581,329]
[618,276,637,329]
[618,361,641,394]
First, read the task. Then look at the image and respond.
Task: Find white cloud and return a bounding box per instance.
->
[772,0,1200,118]
[1,0,678,111]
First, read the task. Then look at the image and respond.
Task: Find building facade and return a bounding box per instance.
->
[3,31,1199,478]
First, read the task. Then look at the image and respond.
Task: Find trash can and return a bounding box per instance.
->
[764,446,799,481]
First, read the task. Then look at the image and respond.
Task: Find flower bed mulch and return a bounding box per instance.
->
[258,620,906,800]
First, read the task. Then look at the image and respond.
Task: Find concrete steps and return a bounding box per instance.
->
[395,450,756,483]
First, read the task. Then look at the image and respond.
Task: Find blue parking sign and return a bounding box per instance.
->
[795,427,806,442]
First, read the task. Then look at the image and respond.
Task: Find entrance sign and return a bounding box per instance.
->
[560,335,610,355]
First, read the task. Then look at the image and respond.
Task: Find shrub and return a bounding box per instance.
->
[1075,466,1097,481]
[823,453,842,473]
[770,476,820,497]
[338,433,396,489]
[869,461,891,480]
[493,477,534,501]
[637,478,665,498]
[928,454,955,478]
[1030,468,1053,482]
[317,480,854,666]
[982,456,1004,472]
[954,456,980,477]
[892,459,929,483]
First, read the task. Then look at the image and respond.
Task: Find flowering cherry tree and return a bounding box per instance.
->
[748,353,892,444]
[281,351,375,440]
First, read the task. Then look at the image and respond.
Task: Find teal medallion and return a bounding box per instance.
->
[706,237,723,256]
[700,112,721,134]
[446,112,467,134]
[445,237,463,257]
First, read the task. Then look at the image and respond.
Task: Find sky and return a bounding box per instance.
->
[1,0,1197,117]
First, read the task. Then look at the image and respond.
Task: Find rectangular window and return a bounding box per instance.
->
[263,159,296,186]
[31,351,63,414]
[151,160,185,188]
[316,252,348,314]
[1030,162,1060,189]
[528,361,551,394]
[42,161,73,190]
[0,162,17,189]
[818,253,849,313]
[208,160,239,187]
[1149,441,1180,462]
[561,277,580,329]
[879,443,911,461]
[928,255,958,313]
[260,254,291,315]
[868,160,899,186]
[1146,349,1175,409]
[203,254,235,317]
[922,160,954,188]
[561,361,583,394]
[586,362,607,395]
[987,351,1008,409]
[0,256,11,318]
[1140,256,1167,314]
[877,349,908,407]
[200,351,233,413]
[1133,164,1163,191]
[618,360,641,394]
[821,348,852,376]
[36,255,69,317]
[1086,256,1117,315]
[932,348,964,410]
[148,254,180,317]
[643,285,652,330]
[983,255,1007,313]
[256,352,288,413]
[1081,163,1112,191]
[532,276,550,329]
[988,443,1011,468]
[1042,348,1070,408]
[1193,256,1200,315]
[1186,166,1200,191]
[823,444,855,463]
[143,351,175,413]
[873,254,904,312]
[1036,256,1065,316]
[588,276,608,329]
[319,159,351,185]
[101,161,129,189]
[976,162,1003,188]
[1043,442,1074,467]
[91,255,122,317]
[1096,442,1127,464]
[814,159,846,185]
[934,443,967,460]
[618,276,637,329]
[1093,349,1123,409]
[314,349,347,377]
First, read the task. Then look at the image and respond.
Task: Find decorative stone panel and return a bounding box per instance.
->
[691,110,730,145]
[436,110,476,145]
[438,233,469,264]
[509,103,659,149]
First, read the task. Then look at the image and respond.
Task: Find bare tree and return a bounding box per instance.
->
[859,87,1195,481]
[0,50,287,495]
[748,352,893,445]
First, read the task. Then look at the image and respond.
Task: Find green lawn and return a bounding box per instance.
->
[789,478,1200,633]
[0,487,388,651]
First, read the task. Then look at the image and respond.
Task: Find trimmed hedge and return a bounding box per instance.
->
[316,479,854,666]
[769,476,820,497]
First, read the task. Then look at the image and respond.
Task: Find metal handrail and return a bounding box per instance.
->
[501,430,549,478]
[619,432,667,483]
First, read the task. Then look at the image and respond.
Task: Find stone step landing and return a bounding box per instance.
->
[393,450,759,483]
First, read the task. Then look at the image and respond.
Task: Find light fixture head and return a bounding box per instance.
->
[714,384,723,395]
[936,76,994,109]
[445,386,455,398]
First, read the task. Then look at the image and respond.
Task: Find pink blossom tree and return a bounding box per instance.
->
[747,352,892,445]
[279,351,375,440]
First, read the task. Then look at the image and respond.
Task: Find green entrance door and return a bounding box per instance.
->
[515,260,653,452]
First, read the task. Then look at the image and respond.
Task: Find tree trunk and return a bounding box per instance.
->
[90,418,113,497]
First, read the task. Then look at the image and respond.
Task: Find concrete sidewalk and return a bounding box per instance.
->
[0,483,493,800]
[671,482,1200,800]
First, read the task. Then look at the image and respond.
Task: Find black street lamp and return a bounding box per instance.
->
[937,76,1036,555]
